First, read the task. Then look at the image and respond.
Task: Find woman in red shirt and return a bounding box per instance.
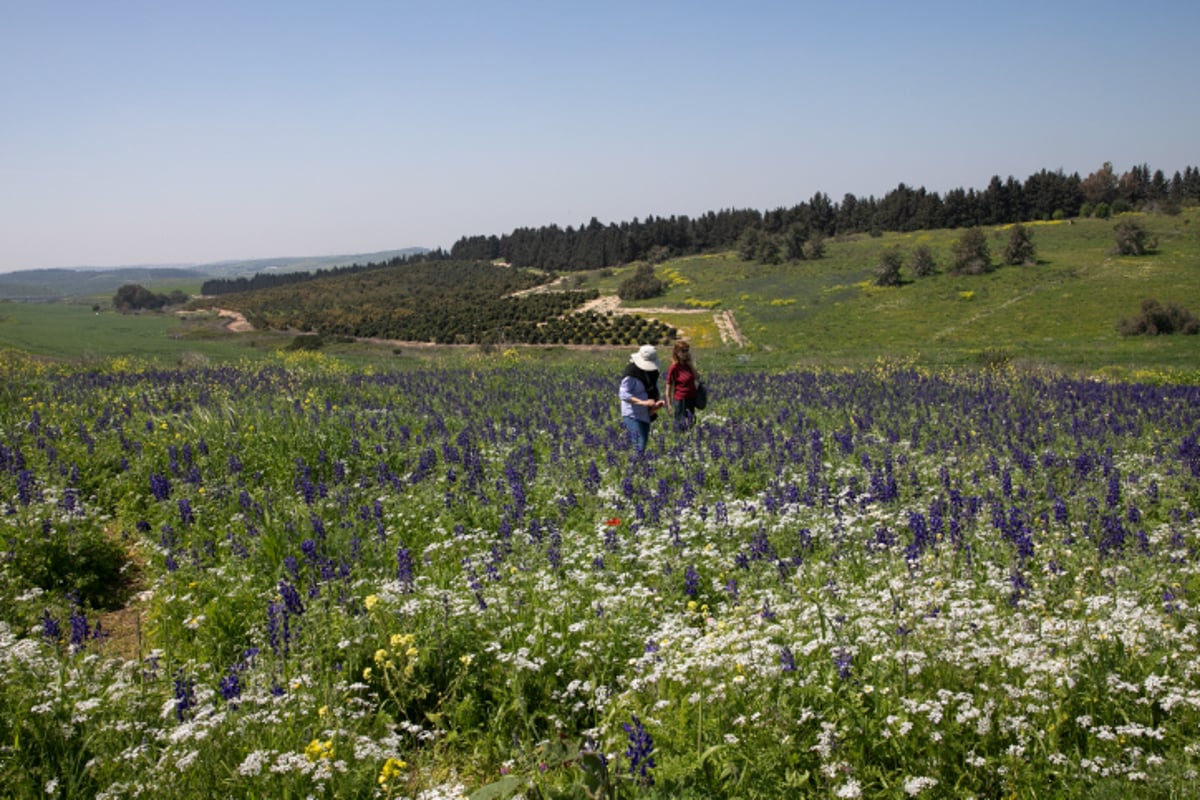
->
[666,340,699,431]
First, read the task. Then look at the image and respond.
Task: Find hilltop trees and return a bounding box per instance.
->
[113,284,188,312]
[442,161,1198,272]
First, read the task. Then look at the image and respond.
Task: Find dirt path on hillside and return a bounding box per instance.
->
[713,309,747,347]
[216,309,253,332]
[578,295,746,346]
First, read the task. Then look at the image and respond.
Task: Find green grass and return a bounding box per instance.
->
[0,302,287,364]
[650,211,1200,373]
[3,210,1200,375]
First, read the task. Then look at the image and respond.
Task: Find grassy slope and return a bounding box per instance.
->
[636,210,1200,373]
[1,210,1198,374]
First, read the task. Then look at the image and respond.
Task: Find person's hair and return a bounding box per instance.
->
[671,340,693,368]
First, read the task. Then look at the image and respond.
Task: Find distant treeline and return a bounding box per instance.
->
[202,161,1200,295]
[449,163,1200,271]
[199,259,443,297]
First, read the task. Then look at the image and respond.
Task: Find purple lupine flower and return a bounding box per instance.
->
[173,671,196,721]
[69,608,90,648]
[684,565,700,597]
[267,602,283,655]
[219,668,242,703]
[278,580,305,615]
[396,546,414,590]
[780,646,797,672]
[833,647,852,680]
[177,497,194,526]
[1163,589,1178,614]
[623,714,656,785]
[300,538,318,562]
[41,609,61,642]
[17,470,39,505]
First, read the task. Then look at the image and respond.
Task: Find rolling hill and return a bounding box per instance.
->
[0,248,429,301]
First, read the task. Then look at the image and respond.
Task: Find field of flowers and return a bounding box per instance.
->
[2,349,1200,799]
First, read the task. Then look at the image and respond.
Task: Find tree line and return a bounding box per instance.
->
[448,162,1200,271]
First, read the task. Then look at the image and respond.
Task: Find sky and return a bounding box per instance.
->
[2,0,1198,273]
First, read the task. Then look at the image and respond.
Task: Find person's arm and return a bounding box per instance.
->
[620,376,662,409]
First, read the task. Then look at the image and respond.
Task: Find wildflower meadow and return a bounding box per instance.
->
[2,350,1200,799]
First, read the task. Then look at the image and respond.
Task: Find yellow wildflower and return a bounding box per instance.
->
[378,756,407,785]
[304,738,334,762]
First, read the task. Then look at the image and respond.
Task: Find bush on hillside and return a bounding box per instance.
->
[874,247,904,287]
[1112,219,1157,256]
[617,264,665,301]
[1003,224,1037,266]
[113,283,188,312]
[910,244,938,277]
[950,227,993,274]
[1117,298,1200,336]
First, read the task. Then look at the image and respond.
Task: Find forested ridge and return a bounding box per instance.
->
[450,162,1200,270]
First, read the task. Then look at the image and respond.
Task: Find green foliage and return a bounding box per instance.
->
[803,232,827,260]
[1002,223,1037,265]
[617,264,666,301]
[1117,298,1200,336]
[909,244,937,278]
[1112,218,1157,255]
[286,334,325,351]
[949,227,993,274]
[6,522,132,611]
[873,247,904,287]
[112,284,187,312]
[4,358,1200,797]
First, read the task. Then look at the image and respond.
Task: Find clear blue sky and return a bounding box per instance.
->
[2,0,1198,272]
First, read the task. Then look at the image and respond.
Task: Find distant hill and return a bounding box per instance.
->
[0,248,429,301]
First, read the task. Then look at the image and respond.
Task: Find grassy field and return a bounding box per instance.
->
[634,210,1200,373]
[0,302,288,364]
[2,209,1199,376]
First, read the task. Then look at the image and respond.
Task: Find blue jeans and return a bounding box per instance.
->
[623,416,650,453]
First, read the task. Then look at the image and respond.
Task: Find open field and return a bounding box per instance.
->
[3,354,1200,798]
[6,210,1199,377]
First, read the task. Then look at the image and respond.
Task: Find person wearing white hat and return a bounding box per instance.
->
[619,344,665,454]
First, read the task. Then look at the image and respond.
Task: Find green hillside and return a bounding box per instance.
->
[1,210,1198,376]
[625,209,1200,373]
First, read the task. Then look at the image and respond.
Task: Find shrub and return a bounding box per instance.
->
[910,244,937,277]
[1112,219,1158,256]
[874,248,904,287]
[803,232,827,260]
[950,227,992,274]
[1117,298,1200,336]
[617,264,665,301]
[1003,224,1037,266]
[9,524,134,611]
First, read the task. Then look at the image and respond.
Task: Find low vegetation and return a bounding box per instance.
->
[3,354,1200,798]
[1117,298,1200,336]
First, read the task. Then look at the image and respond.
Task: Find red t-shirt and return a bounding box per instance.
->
[667,363,697,400]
